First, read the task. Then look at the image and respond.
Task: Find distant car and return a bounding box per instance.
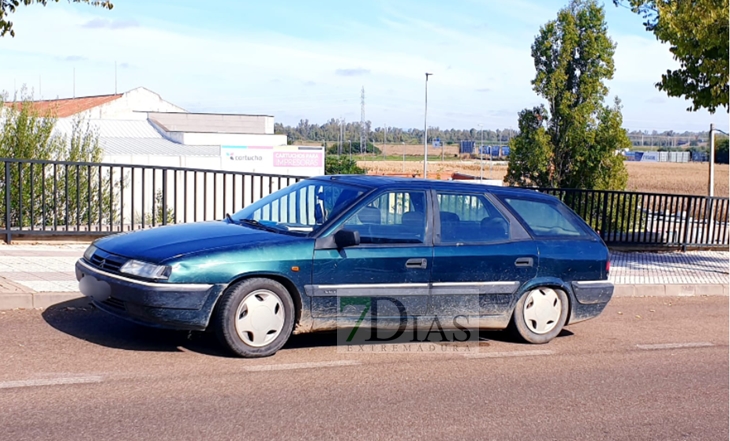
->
[76,176,613,357]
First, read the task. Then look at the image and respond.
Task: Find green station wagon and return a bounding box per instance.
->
[76,176,614,357]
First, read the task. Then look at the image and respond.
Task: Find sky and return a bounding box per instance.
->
[0,0,727,133]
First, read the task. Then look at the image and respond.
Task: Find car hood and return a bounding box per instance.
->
[94,221,303,263]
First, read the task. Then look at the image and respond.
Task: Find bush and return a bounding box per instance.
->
[325,155,367,175]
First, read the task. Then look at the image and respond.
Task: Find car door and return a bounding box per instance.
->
[309,189,433,322]
[430,190,537,320]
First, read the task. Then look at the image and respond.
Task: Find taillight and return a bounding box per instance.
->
[606,260,611,275]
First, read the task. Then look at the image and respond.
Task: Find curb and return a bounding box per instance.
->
[0,292,85,310]
[0,284,727,311]
[613,284,729,297]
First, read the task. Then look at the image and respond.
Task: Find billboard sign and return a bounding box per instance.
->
[635,151,659,162]
[221,145,324,177]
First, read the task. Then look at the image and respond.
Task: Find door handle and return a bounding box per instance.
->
[406,258,428,269]
[515,257,534,267]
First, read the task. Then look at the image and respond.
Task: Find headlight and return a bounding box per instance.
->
[83,245,97,262]
[120,260,171,280]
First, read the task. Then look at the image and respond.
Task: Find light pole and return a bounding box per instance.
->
[402,142,406,173]
[709,124,729,197]
[423,72,433,179]
[478,123,483,181]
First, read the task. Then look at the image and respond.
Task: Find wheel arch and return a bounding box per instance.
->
[218,272,304,330]
[514,277,575,325]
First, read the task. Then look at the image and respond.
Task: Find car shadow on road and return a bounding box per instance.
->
[42,299,233,357]
[42,299,576,357]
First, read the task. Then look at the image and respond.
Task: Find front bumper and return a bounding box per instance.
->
[75,259,225,331]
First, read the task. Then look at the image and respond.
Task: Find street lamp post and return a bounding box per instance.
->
[709,124,729,197]
[402,142,406,173]
[478,123,483,181]
[424,72,433,179]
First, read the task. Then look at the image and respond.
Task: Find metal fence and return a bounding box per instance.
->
[0,158,304,243]
[538,188,729,249]
[1,157,727,249]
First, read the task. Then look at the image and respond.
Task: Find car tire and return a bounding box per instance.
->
[511,287,569,344]
[213,278,295,358]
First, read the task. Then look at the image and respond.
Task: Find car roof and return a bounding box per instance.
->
[309,175,557,201]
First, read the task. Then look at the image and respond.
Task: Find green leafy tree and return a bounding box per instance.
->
[506,0,629,191]
[0,88,121,229]
[325,155,367,175]
[715,137,729,164]
[1,0,113,37]
[614,0,729,113]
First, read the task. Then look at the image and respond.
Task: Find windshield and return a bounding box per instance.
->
[231,179,367,235]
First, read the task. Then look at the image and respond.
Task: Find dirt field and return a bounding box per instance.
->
[358,159,729,196]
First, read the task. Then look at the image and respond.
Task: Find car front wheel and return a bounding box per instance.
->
[213,278,295,357]
[511,287,569,344]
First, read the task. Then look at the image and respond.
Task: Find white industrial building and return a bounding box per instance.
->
[7,87,323,224]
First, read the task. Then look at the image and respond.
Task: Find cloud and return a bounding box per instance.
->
[303,81,316,86]
[62,55,86,62]
[645,97,665,104]
[475,88,490,93]
[81,18,139,30]
[119,62,131,69]
[335,68,370,77]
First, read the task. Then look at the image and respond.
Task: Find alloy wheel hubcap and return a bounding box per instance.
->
[523,288,561,334]
[235,289,285,347]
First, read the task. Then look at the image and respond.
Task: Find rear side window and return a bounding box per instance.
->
[436,192,510,243]
[503,197,587,238]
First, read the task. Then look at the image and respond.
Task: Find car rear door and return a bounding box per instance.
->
[430,190,537,321]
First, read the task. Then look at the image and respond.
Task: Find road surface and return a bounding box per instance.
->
[0,296,727,440]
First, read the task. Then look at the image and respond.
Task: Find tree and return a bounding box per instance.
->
[0,88,119,228]
[325,156,366,175]
[506,0,629,190]
[1,0,113,37]
[614,0,729,113]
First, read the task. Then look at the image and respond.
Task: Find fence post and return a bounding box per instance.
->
[162,169,168,226]
[599,192,608,242]
[681,197,694,251]
[4,162,10,244]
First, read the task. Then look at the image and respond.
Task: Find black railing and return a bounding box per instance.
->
[538,188,729,249]
[1,157,727,250]
[0,158,305,243]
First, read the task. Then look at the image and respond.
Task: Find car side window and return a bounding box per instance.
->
[344,191,427,244]
[503,197,586,238]
[436,192,510,244]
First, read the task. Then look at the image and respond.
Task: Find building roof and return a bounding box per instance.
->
[101,138,219,156]
[4,93,123,118]
[54,119,165,139]
[53,119,218,157]
[148,111,272,134]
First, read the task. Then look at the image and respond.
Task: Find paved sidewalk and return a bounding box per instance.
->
[0,244,727,309]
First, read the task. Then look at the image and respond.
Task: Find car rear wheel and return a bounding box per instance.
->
[511,287,568,344]
[213,278,295,357]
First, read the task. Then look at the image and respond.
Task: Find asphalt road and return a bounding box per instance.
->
[0,296,727,441]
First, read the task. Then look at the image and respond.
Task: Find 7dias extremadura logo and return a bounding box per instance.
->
[336,296,480,354]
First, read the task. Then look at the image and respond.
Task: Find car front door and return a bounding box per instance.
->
[309,189,433,324]
[430,191,537,323]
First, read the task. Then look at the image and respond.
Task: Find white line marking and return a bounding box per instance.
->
[0,376,104,390]
[636,342,714,350]
[244,360,360,372]
[464,350,555,359]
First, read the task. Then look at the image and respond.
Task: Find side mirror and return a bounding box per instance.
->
[334,229,360,248]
